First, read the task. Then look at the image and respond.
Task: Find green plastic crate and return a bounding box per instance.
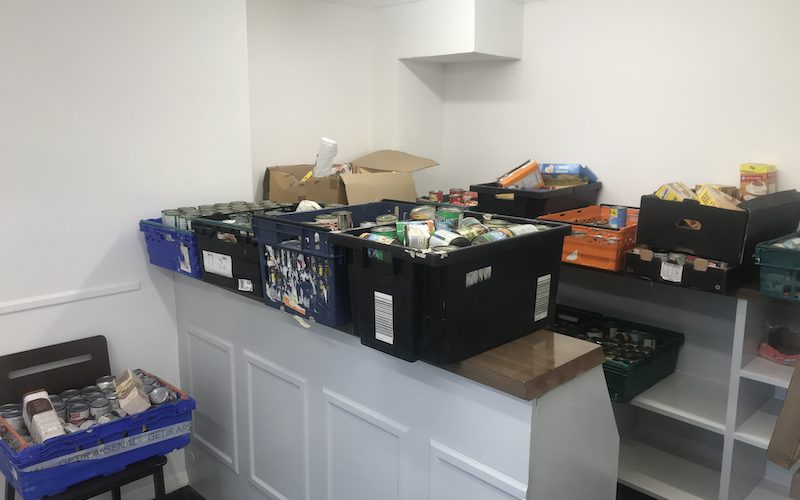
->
[755,232,800,301]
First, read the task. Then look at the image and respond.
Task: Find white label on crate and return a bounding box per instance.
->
[465,266,492,288]
[238,279,253,292]
[202,250,232,278]
[534,274,552,322]
[22,422,192,472]
[374,291,394,345]
[179,244,192,273]
[660,261,683,283]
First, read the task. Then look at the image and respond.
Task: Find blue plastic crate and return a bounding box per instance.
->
[0,381,195,500]
[139,218,202,278]
[253,201,418,327]
[756,232,800,301]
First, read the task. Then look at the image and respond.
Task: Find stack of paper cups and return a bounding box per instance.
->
[313,137,338,178]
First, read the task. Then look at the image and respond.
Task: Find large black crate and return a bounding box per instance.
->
[469,182,602,218]
[193,214,266,301]
[329,215,570,364]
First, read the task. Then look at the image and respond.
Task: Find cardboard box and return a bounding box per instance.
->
[767,364,800,469]
[625,247,737,294]
[636,190,800,264]
[695,184,743,211]
[741,163,777,201]
[655,182,698,202]
[263,150,437,205]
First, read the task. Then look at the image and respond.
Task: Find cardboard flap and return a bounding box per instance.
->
[341,172,417,204]
[351,150,437,173]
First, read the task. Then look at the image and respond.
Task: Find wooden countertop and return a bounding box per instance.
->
[446,330,605,401]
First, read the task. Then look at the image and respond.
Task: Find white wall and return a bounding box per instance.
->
[247,0,374,199]
[436,0,800,205]
[0,0,252,495]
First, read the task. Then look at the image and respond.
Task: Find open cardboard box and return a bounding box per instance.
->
[263,150,438,205]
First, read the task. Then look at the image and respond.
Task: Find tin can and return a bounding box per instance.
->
[95,375,115,391]
[429,190,444,202]
[359,221,377,229]
[410,205,436,221]
[359,233,399,245]
[371,226,398,239]
[315,214,338,231]
[455,224,487,241]
[471,230,509,246]
[331,210,353,231]
[67,403,91,425]
[160,210,180,227]
[608,206,627,229]
[89,399,111,418]
[60,389,80,400]
[496,227,515,238]
[80,385,99,395]
[459,217,483,229]
[449,188,465,204]
[142,376,160,388]
[67,395,87,405]
[507,224,539,236]
[143,384,155,395]
[483,218,510,229]
[0,404,19,414]
[149,387,170,405]
[435,207,464,231]
[430,245,460,255]
[429,230,470,248]
[376,214,398,226]
[1,410,24,432]
[396,220,434,244]
[404,225,431,249]
[48,394,62,405]
[85,392,106,403]
[53,402,67,421]
[105,393,121,412]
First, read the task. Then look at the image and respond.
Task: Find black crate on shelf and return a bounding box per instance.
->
[469,182,602,218]
[551,305,685,403]
[329,215,570,364]
[624,249,740,294]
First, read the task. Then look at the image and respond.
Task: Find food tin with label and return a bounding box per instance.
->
[60,389,80,399]
[149,387,170,405]
[1,410,24,432]
[455,225,488,241]
[507,224,539,236]
[449,188,465,204]
[142,376,160,388]
[483,218,510,229]
[48,394,62,405]
[429,190,444,202]
[396,220,434,244]
[66,395,87,405]
[435,207,464,231]
[105,393,121,412]
[376,214,398,226]
[143,384,155,395]
[359,221,378,229]
[430,245,460,254]
[331,210,353,231]
[80,385,99,395]
[67,403,91,425]
[95,375,115,391]
[0,404,19,414]
[429,230,470,248]
[371,226,398,240]
[53,401,67,421]
[471,230,510,246]
[89,398,111,418]
[608,206,628,229]
[360,233,399,245]
[161,210,181,227]
[410,205,436,221]
[315,214,338,231]
[404,225,431,249]
[85,392,106,403]
[459,217,483,229]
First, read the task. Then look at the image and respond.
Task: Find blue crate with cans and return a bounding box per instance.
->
[755,232,800,301]
[551,306,684,403]
[0,373,195,500]
[139,218,202,278]
[253,201,419,327]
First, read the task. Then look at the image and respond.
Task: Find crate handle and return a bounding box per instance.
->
[676,218,702,231]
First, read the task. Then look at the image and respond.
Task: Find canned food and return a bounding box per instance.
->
[471,230,510,246]
[105,393,121,412]
[67,395,87,405]
[62,423,81,434]
[80,385,99,395]
[371,226,398,239]
[429,230,470,248]
[396,220,435,244]
[143,384,155,395]
[430,245,461,254]
[435,207,464,231]
[359,221,378,229]
[1,410,24,432]
[483,218,510,229]
[608,206,628,229]
[0,404,19,414]
[60,389,80,399]
[198,204,215,211]
[89,398,111,418]
[404,225,431,249]
[376,214,398,225]
[315,214,338,231]
[79,420,96,431]
[449,188,465,204]
[142,376,160,388]
[94,376,114,391]
[459,217,483,229]
[67,403,91,425]
[85,392,106,403]
[507,224,539,236]
[161,209,181,227]
[429,190,444,202]
[359,233,399,245]
[48,394,62,405]
[101,387,116,396]
[455,225,487,241]
[410,205,436,221]
[331,210,353,231]
[149,387,170,405]
[496,227,515,238]
[53,401,67,421]
[178,206,197,213]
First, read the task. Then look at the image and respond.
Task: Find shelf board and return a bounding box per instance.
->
[735,398,783,450]
[741,357,793,389]
[746,478,791,500]
[632,372,728,434]
[619,437,720,500]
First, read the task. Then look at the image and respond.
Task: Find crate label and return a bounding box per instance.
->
[179,244,192,273]
[465,266,492,288]
[660,261,683,283]
[374,291,394,345]
[534,274,552,322]
[238,279,253,292]
[202,250,233,278]
[22,421,192,472]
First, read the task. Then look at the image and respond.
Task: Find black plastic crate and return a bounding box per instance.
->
[469,182,602,218]
[551,305,685,403]
[756,232,800,301]
[193,214,270,300]
[329,215,570,364]
[252,201,418,327]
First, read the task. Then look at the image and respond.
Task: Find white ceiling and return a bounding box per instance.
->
[321,0,533,9]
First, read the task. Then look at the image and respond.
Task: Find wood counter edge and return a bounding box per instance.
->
[444,331,606,401]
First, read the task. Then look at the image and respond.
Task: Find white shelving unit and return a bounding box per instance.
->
[559,268,798,500]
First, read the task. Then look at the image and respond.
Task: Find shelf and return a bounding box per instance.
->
[632,372,728,434]
[741,357,794,389]
[746,478,791,500]
[618,437,720,500]
[735,399,783,450]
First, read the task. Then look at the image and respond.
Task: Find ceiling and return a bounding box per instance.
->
[322,0,533,9]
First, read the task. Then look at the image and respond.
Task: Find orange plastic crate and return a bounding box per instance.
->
[539,205,639,271]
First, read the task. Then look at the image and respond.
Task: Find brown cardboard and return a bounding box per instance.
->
[767,365,800,469]
[264,150,437,204]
